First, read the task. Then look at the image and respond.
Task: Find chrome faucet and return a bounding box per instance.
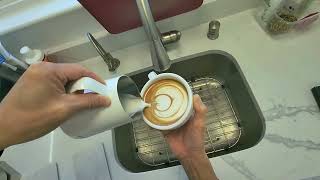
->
[136,0,181,72]
[87,33,120,72]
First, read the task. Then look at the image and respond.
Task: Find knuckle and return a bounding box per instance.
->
[92,96,107,108]
[26,64,42,77]
[52,102,69,122]
[86,96,95,109]
[71,64,91,77]
[28,62,52,76]
[87,95,103,109]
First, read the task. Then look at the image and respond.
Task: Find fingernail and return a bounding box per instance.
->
[194,94,201,101]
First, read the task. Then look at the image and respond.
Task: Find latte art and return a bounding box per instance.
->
[153,94,173,112]
[143,79,189,126]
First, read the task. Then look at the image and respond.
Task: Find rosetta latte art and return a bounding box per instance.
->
[143,79,189,126]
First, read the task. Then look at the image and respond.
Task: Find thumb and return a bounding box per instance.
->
[64,94,111,115]
[193,94,208,120]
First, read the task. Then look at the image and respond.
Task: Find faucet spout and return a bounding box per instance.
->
[136,0,171,72]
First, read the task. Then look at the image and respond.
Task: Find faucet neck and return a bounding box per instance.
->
[136,0,171,72]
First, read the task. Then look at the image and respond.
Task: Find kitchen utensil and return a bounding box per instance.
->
[87,33,120,72]
[61,76,148,138]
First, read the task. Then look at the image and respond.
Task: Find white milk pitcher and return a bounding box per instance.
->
[61,76,149,138]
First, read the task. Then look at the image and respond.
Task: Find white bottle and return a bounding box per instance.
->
[20,46,46,65]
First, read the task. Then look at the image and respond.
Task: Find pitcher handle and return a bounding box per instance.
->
[148,71,158,80]
[67,77,108,96]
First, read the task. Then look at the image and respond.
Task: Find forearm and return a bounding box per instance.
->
[0,106,10,150]
[180,152,218,180]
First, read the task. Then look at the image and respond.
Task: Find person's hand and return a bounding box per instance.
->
[163,95,208,160]
[164,96,218,180]
[0,62,111,149]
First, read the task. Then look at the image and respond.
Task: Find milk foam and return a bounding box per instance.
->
[144,79,189,125]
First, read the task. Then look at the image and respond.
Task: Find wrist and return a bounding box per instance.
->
[179,150,218,180]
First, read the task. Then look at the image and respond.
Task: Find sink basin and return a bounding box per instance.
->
[0,79,13,100]
[113,50,265,173]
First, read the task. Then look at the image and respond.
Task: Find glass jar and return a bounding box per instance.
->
[259,0,311,34]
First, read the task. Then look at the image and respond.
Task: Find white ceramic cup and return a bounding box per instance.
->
[141,72,194,130]
[61,76,142,138]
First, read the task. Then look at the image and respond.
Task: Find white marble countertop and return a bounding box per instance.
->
[3,5,320,180]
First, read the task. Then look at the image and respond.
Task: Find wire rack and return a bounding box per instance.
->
[132,76,241,166]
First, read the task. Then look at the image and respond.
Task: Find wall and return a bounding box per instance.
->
[0,0,262,63]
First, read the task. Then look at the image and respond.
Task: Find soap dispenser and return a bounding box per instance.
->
[20,46,46,65]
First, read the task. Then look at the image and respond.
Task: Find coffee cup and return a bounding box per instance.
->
[141,72,194,130]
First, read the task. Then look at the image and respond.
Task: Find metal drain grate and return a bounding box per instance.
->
[132,77,241,166]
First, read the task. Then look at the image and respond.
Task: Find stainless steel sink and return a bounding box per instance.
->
[113,50,265,173]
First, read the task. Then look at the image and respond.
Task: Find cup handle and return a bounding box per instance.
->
[67,77,108,96]
[148,71,158,80]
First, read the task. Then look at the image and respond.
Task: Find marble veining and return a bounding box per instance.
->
[221,156,260,180]
[261,102,320,150]
[263,104,319,122]
[264,134,320,151]
[217,101,320,180]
